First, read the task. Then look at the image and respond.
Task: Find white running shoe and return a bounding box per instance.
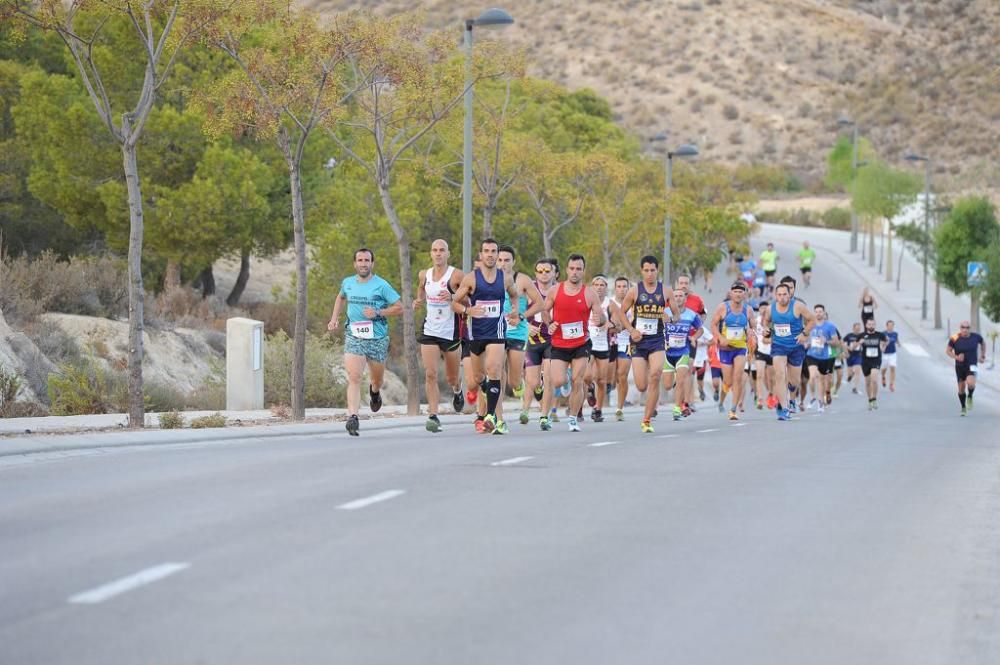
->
[568,416,581,432]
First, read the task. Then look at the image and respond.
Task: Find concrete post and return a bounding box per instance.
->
[226,317,264,411]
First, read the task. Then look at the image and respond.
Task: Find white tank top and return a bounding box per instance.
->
[423,266,458,339]
[613,297,631,348]
[755,319,771,354]
[589,296,611,352]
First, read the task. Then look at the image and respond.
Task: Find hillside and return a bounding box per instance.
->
[305,0,999,187]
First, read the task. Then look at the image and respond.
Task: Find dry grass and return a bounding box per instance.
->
[303,0,999,188]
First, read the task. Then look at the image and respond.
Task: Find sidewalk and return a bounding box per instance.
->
[759,222,1000,392]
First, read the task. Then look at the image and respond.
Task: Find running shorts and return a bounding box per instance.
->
[882,353,897,368]
[417,333,461,353]
[525,341,551,368]
[664,353,691,373]
[771,344,806,367]
[466,339,504,356]
[550,340,592,363]
[805,356,835,376]
[718,347,748,365]
[345,335,390,363]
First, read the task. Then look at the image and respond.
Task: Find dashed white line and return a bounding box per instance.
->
[903,342,930,358]
[337,489,406,510]
[730,422,747,427]
[68,562,190,605]
[490,456,535,466]
[588,441,622,447]
[696,428,720,433]
[656,434,679,439]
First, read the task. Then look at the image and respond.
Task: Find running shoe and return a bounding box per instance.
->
[832,386,840,398]
[968,394,974,410]
[540,416,552,431]
[788,399,798,414]
[825,391,833,405]
[492,419,509,435]
[713,388,720,402]
[452,390,465,413]
[699,386,707,401]
[483,414,497,433]
[867,400,874,411]
[756,398,764,410]
[686,402,697,413]
[474,416,486,433]
[890,383,895,393]
[882,375,886,388]
[615,409,624,422]
[961,406,967,417]
[767,394,778,409]
[512,379,525,399]
[519,409,529,425]
[587,383,597,407]
[466,389,478,406]
[369,385,383,412]
[808,398,819,411]
[568,416,581,432]
[817,403,825,414]
[681,406,692,418]
[871,400,878,410]
[777,408,791,422]
[549,408,559,423]
[728,409,738,421]
[346,413,360,436]
[852,387,860,395]
[641,419,654,433]
[718,399,726,413]
[673,406,682,421]
[425,414,441,433]
[591,409,604,422]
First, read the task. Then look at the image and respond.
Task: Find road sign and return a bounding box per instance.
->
[968,262,988,287]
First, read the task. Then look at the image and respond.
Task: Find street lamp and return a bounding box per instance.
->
[650,132,699,282]
[462,7,515,273]
[931,205,951,330]
[837,117,860,254]
[905,152,931,321]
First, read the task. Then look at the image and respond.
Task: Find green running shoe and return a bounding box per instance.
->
[492,419,509,435]
[512,379,525,399]
[539,416,552,431]
[425,415,441,433]
[519,409,529,425]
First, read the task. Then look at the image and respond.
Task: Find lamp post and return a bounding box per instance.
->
[650,132,698,282]
[462,7,514,272]
[905,153,931,321]
[931,205,951,330]
[837,117,860,253]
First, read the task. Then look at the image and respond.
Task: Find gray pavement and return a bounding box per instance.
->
[1,225,999,664]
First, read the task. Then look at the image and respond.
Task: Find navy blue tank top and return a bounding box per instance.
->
[469,268,507,340]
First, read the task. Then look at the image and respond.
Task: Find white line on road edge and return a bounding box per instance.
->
[69,563,190,605]
[696,428,720,433]
[337,489,406,510]
[588,441,622,447]
[903,342,930,358]
[490,456,535,466]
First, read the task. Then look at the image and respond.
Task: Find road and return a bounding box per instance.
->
[2,231,999,665]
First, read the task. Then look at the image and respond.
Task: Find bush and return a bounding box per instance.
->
[0,366,22,416]
[0,251,127,325]
[1,401,50,418]
[47,357,128,416]
[159,411,184,429]
[190,412,226,429]
[821,207,852,230]
[264,330,346,408]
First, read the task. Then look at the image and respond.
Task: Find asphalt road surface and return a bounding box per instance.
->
[2,234,999,665]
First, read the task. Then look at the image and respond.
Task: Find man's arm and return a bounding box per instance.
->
[796,302,816,342]
[450,273,477,315]
[328,293,347,331]
[587,287,606,326]
[710,304,728,348]
[413,269,427,310]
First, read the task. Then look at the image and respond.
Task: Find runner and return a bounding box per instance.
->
[328,248,403,436]
[708,338,723,402]
[413,239,465,432]
[677,273,707,414]
[710,281,756,420]
[692,324,713,402]
[859,286,877,325]
[762,282,815,420]
[497,244,544,424]
[881,319,899,392]
[804,303,840,412]
[539,254,606,432]
[521,258,556,424]
[616,255,671,433]
[449,238,523,435]
[753,300,775,409]
[797,240,816,288]
[611,276,633,421]
[759,242,779,294]
[946,320,986,416]
[842,322,864,394]
[859,318,888,410]
[662,288,704,421]
[584,274,619,422]
[737,254,757,289]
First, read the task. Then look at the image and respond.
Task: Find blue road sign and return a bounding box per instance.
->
[968,261,988,287]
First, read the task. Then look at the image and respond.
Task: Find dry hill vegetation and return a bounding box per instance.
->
[307,0,999,188]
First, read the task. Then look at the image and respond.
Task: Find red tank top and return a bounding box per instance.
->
[551,282,591,348]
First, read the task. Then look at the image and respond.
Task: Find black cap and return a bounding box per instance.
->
[730,281,748,291]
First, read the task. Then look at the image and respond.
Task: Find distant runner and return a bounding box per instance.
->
[797,240,816,288]
[759,242,779,294]
[881,319,899,392]
[946,320,986,416]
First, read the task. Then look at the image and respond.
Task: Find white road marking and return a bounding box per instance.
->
[903,342,930,358]
[337,489,406,510]
[588,440,622,447]
[490,456,535,466]
[68,562,190,605]
[730,422,747,427]
[656,434,679,439]
[696,428,720,433]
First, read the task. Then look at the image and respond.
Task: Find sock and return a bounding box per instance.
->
[959,393,967,408]
[486,379,501,416]
[968,387,975,398]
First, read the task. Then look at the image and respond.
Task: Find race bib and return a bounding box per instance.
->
[863,305,873,314]
[970,364,979,374]
[561,321,585,340]
[478,299,501,318]
[810,337,824,349]
[774,324,792,338]
[865,346,879,358]
[428,301,449,318]
[725,328,745,341]
[668,334,688,349]
[588,324,606,340]
[637,317,659,335]
[534,312,543,323]
[350,320,375,339]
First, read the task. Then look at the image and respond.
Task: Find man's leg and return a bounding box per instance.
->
[344,353,367,416]
[568,355,590,421]
[645,351,665,423]
[444,346,462,410]
[542,358,570,419]
[420,343,441,416]
[616,354,631,413]
[730,354,747,414]
[483,343,506,421]
[773,355,789,410]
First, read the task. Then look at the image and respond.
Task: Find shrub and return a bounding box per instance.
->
[1,401,50,418]
[145,379,189,413]
[0,366,22,416]
[159,411,184,429]
[263,330,346,408]
[723,104,739,120]
[47,357,128,416]
[190,412,226,429]
[187,358,226,410]
[821,207,852,230]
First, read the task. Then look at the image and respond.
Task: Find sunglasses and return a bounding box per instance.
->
[960,325,970,329]
[535,267,552,273]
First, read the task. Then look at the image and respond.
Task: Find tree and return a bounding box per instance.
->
[825,134,874,192]
[935,196,999,331]
[329,13,516,415]
[521,144,600,257]
[5,0,221,427]
[852,161,920,277]
[197,0,354,419]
